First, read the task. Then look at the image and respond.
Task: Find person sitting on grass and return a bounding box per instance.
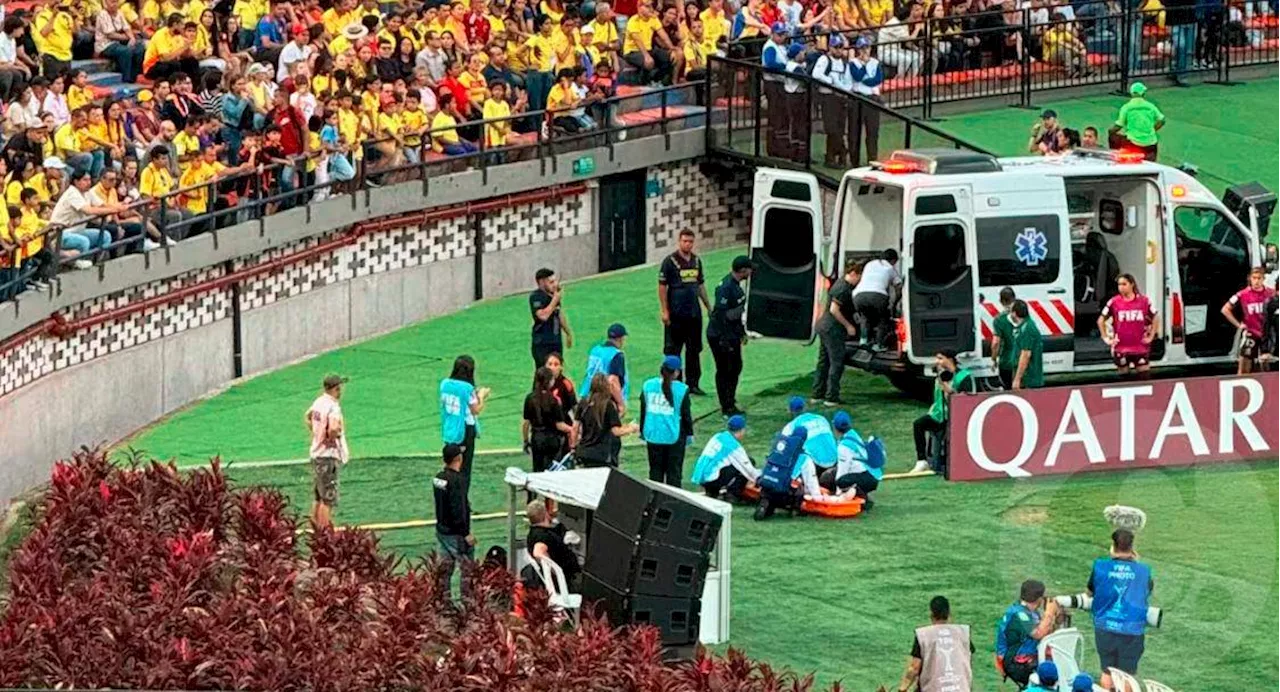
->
[691,414,759,499]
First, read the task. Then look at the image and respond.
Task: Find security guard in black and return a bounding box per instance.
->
[658,230,711,393]
[707,255,753,415]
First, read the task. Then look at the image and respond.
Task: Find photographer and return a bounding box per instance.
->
[995,580,1062,687]
[1086,529,1154,690]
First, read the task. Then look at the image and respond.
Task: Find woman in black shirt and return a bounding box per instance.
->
[573,373,637,468]
[522,367,575,476]
[542,352,578,419]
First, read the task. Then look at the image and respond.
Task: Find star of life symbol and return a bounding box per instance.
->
[1014,227,1049,266]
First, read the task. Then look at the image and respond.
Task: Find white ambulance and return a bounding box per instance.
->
[746,148,1276,392]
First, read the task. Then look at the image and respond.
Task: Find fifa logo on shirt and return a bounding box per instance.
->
[1118,309,1147,322]
[1246,302,1265,315]
[442,393,463,415]
[645,391,676,415]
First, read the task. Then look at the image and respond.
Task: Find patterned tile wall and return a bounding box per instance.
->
[483,193,591,252]
[646,160,753,260]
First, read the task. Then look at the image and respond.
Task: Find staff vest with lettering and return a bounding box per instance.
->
[916,623,973,692]
[584,342,630,400]
[641,377,687,445]
[691,431,744,485]
[439,378,476,444]
[782,413,838,473]
[1090,557,1152,636]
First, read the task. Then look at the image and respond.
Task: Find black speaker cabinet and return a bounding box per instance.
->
[581,574,701,645]
[593,470,722,554]
[584,519,709,598]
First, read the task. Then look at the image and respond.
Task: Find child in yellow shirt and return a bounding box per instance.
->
[67,70,94,113]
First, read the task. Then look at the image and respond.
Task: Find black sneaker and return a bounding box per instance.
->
[688,386,707,396]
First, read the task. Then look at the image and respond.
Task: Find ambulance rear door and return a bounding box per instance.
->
[903,187,979,363]
[746,168,825,341]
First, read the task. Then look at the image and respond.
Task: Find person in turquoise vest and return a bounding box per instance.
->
[911,349,975,476]
[781,395,838,472]
[639,355,695,487]
[690,414,759,499]
[583,322,630,415]
[439,355,490,491]
[818,410,883,509]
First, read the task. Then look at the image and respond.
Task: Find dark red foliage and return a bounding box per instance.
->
[0,448,839,691]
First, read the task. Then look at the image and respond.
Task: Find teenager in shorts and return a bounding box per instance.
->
[305,374,350,529]
[1221,267,1277,375]
[1098,273,1158,379]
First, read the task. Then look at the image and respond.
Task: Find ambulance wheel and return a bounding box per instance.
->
[888,372,932,401]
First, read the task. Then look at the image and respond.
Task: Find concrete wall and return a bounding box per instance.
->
[0,155,754,506]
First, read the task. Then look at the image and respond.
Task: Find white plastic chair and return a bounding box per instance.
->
[1143,680,1175,692]
[1109,668,1143,692]
[1038,628,1085,691]
[529,555,582,625]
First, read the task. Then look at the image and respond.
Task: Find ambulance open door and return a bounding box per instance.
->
[746,169,826,341]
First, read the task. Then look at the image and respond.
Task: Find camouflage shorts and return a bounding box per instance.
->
[312,456,341,507]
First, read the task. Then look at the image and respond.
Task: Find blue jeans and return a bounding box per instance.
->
[100,41,146,83]
[1171,23,1197,75]
[1125,7,1145,73]
[442,142,478,155]
[61,228,113,255]
[436,532,474,594]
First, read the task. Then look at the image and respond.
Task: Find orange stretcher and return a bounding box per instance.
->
[799,493,865,518]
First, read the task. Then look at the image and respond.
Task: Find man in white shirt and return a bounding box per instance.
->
[306,374,351,529]
[51,169,131,268]
[812,34,852,167]
[277,25,313,82]
[851,248,902,349]
[849,35,884,165]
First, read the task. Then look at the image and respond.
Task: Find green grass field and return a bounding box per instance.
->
[120,82,1279,690]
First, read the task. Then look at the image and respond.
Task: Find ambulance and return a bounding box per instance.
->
[746,148,1276,393]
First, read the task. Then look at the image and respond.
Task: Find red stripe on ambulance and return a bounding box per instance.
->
[1028,300,1063,336]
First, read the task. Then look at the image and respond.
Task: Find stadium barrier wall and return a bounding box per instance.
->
[0,141,753,506]
[946,373,1280,481]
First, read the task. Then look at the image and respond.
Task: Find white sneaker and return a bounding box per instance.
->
[143,239,160,252]
[910,460,933,474]
[163,236,177,247]
[73,259,92,270]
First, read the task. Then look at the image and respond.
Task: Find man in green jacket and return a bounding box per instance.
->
[1109,82,1165,161]
[911,349,975,475]
[990,286,1018,389]
[1010,300,1045,390]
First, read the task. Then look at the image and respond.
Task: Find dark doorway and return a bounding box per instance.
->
[599,170,647,272]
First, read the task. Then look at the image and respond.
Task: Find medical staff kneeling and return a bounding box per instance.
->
[818,411,884,510]
[690,415,760,499]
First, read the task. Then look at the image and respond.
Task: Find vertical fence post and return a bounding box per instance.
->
[1119,0,1132,93]
[1020,8,1032,109]
[705,61,716,153]
[923,18,935,120]
[752,68,762,159]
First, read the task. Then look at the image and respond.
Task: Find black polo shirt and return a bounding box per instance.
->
[706,273,747,343]
[659,251,705,319]
[529,288,562,348]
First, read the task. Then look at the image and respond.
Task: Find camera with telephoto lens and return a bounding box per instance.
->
[1053,593,1163,628]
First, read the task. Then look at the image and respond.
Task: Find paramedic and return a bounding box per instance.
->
[658,229,711,395]
[898,596,974,692]
[639,355,695,487]
[1086,528,1154,690]
[691,414,760,498]
[782,395,839,468]
[1108,82,1164,161]
[1221,267,1276,375]
[812,35,852,168]
[821,410,883,508]
[1098,273,1158,378]
[852,248,902,350]
[995,579,1063,687]
[989,286,1018,389]
[812,260,861,406]
[911,350,974,475]
[1009,300,1045,390]
[707,255,754,416]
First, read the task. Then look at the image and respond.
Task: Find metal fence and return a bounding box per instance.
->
[0,82,706,304]
[705,56,993,186]
[732,0,1278,117]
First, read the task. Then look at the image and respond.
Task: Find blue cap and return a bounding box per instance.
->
[662,355,682,372]
[770,21,787,34]
[832,411,852,432]
[828,34,846,48]
[727,414,746,432]
[786,42,804,59]
[1071,673,1094,692]
[788,396,805,413]
[854,35,872,48]
[607,323,628,339]
[1035,661,1059,685]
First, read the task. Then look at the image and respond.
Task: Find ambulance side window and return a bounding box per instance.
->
[762,208,816,268]
[975,215,1061,286]
[912,224,966,286]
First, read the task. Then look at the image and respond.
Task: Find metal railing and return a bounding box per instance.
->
[730,0,1278,118]
[0,82,707,304]
[705,56,994,186]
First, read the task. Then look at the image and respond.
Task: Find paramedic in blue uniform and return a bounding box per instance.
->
[1086,529,1154,691]
[995,579,1063,688]
[530,267,574,368]
[658,229,711,395]
[439,355,491,492]
[691,414,760,498]
[639,355,695,487]
[707,255,753,416]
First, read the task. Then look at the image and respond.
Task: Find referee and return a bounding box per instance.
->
[707,255,753,416]
[530,267,573,367]
[658,229,711,395]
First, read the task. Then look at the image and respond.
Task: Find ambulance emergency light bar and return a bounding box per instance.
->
[1070,147,1149,164]
[869,149,1002,176]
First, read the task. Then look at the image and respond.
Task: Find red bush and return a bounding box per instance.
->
[0,449,842,691]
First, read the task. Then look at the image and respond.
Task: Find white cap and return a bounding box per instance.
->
[42,156,68,170]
